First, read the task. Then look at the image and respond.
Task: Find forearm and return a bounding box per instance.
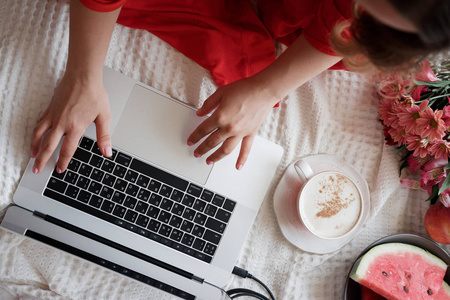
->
[66,0,122,79]
[253,35,342,103]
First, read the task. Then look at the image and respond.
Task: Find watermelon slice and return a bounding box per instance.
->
[437,281,450,299]
[360,285,386,300]
[350,243,447,300]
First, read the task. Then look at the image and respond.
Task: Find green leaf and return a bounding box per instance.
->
[438,175,450,194]
[427,185,439,205]
[414,80,450,87]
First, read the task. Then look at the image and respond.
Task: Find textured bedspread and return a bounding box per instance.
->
[1,0,448,299]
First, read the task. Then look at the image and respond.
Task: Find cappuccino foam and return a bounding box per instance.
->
[300,172,361,238]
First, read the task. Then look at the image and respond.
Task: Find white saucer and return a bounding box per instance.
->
[273,154,370,254]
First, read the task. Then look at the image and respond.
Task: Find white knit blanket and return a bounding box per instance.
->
[1,0,449,299]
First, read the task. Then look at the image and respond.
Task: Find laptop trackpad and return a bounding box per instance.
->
[111,85,213,185]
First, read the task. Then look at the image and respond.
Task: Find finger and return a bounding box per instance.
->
[196,90,221,117]
[187,118,219,146]
[30,118,52,158]
[56,131,82,173]
[193,129,228,157]
[32,129,64,174]
[205,136,240,165]
[235,135,255,170]
[38,108,49,122]
[95,112,112,157]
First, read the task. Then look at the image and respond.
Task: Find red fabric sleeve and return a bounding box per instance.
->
[302,0,353,57]
[78,0,127,12]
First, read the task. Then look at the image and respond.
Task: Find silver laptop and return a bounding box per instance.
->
[1,67,283,299]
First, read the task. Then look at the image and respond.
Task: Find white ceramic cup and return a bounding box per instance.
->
[294,159,364,239]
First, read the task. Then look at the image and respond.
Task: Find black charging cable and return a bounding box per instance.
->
[226,266,276,300]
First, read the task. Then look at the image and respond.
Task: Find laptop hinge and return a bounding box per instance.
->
[30,211,205,284]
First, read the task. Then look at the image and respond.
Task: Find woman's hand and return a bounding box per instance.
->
[187,76,278,170]
[30,73,111,174]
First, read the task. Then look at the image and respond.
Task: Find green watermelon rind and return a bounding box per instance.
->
[349,242,447,283]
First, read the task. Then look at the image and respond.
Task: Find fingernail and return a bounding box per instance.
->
[32,167,38,174]
[56,167,63,174]
[187,141,193,146]
[194,152,201,158]
[196,108,202,116]
[237,164,243,170]
[105,146,112,157]
[206,160,213,165]
[30,152,36,158]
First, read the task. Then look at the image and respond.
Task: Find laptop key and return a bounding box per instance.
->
[136,174,150,188]
[89,195,103,208]
[160,198,174,211]
[102,173,116,187]
[112,205,127,218]
[137,189,150,202]
[64,171,78,185]
[125,170,138,183]
[135,200,149,214]
[101,160,115,173]
[100,200,115,213]
[115,152,132,167]
[169,215,182,228]
[170,229,183,242]
[193,199,206,212]
[205,218,226,234]
[192,225,205,238]
[211,194,225,207]
[65,185,80,199]
[204,204,217,217]
[124,210,138,223]
[180,220,194,233]
[170,189,184,202]
[147,219,161,232]
[79,137,94,150]
[100,186,113,199]
[200,189,214,202]
[171,203,185,216]
[193,213,207,226]
[203,243,217,257]
[89,154,104,169]
[192,238,206,251]
[90,168,105,182]
[181,234,195,247]
[186,184,202,197]
[123,196,137,210]
[146,205,160,219]
[223,199,236,212]
[113,165,127,178]
[114,178,127,192]
[182,208,195,221]
[148,180,161,193]
[159,224,172,237]
[73,147,91,163]
[216,208,231,223]
[76,176,90,190]
[159,185,173,198]
[125,183,139,197]
[79,163,93,177]
[203,229,221,245]
[88,181,102,194]
[181,194,195,207]
[77,190,91,203]
[67,159,81,172]
[136,214,150,228]
[158,211,172,223]
[111,191,125,204]
[47,178,67,194]
[52,168,65,180]
[149,193,162,206]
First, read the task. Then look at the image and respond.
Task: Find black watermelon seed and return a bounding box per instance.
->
[404,286,408,293]
[427,289,433,295]
[382,271,388,276]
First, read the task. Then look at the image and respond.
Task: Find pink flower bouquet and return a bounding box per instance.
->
[378,60,450,206]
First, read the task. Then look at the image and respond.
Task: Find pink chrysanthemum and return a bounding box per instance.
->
[405,135,430,158]
[388,127,408,146]
[428,140,450,161]
[397,100,429,135]
[379,73,412,100]
[378,98,401,127]
[416,107,446,142]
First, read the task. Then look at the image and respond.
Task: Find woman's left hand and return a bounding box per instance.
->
[187,76,278,170]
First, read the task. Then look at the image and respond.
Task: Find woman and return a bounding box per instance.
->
[30,0,450,174]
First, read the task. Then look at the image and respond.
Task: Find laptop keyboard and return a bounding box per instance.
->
[43,136,236,264]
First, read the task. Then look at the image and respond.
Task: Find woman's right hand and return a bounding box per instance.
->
[30,72,112,174]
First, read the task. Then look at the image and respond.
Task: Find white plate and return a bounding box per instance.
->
[273,154,370,254]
